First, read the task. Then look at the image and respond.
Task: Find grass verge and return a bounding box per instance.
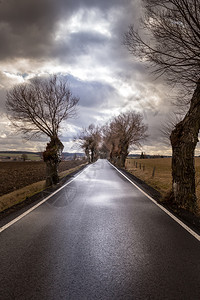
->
[125,158,200,214]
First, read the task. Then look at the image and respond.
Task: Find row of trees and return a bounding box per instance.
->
[76,111,148,168]
[6,74,147,187]
[124,0,200,212]
[76,124,101,163]
[5,0,199,213]
[101,112,147,167]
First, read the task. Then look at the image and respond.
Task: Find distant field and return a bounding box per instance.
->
[0,153,41,161]
[125,157,200,210]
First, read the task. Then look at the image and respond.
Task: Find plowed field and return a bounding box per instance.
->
[0,160,86,196]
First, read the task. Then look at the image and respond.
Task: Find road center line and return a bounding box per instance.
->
[0,165,90,233]
[108,161,200,242]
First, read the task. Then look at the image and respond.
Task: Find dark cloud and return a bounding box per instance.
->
[0,0,57,60]
[0,0,138,62]
[0,0,175,154]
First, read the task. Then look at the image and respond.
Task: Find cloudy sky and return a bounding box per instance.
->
[0,0,179,155]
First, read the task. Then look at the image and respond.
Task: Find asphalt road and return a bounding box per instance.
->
[0,159,200,300]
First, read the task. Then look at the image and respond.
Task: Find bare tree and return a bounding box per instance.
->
[124,0,200,211]
[103,111,148,167]
[21,153,28,161]
[101,124,117,163]
[6,75,79,186]
[98,142,110,159]
[75,124,101,163]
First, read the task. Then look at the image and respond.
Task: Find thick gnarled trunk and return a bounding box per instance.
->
[43,136,64,187]
[85,148,91,163]
[119,144,128,168]
[45,160,60,187]
[170,81,200,212]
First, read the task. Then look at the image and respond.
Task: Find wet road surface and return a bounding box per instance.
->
[0,159,200,299]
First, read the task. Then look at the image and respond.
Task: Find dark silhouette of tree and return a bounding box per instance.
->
[140,152,145,159]
[103,111,148,167]
[124,0,200,212]
[75,124,101,163]
[98,142,110,159]
[6,75,79,186]
[21,153,28,161]
[101,123,117,163]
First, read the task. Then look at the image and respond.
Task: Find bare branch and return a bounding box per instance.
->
[124,0,200,91]
[102,111,148,167]
[6,74,79,140]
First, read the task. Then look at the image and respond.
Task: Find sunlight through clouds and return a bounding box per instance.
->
[62,8,112,38]
[0,0,176,154]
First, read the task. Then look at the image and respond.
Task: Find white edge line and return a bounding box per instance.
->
[108,161,200,242]
[0,165,89,233]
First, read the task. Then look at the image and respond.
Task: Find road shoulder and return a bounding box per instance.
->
[112,164,200,237]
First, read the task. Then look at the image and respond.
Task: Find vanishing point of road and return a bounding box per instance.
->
[0,159,200,299]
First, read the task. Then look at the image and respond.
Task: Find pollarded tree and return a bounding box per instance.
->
[98,142,110,159]
[124,0,200,211]
[21,153,28,161]
[75,124,101,163]
[101,123,119,164]
[113,111,148,167]
[103,111,148,167]
[6,74,79,186]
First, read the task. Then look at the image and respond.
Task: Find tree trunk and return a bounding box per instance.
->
[170,81,200,212]
[109,142,114,163]
[85,148,90,163]
[119,153,127,168]
[91,147,94,163]
[119,144,129,168]
[43,136,64,187]
[45,159,60,187]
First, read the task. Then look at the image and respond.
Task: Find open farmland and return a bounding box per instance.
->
[0,152,41,161]
[0,160,86,197]
[125,157,200,211]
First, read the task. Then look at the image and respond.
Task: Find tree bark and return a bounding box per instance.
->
[170,81,200,212]
[91,147,95,163]
[45,160,60,187]
[85,148,90,163]
[119,144,129,168]
[43,136,64,187]
[109,142,115,164]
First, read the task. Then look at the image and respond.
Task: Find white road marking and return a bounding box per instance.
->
[0,165,90,233]
[108,161,200,242]
[1,160,200,242]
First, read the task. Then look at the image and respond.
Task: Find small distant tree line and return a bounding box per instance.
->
[124,0,200,212]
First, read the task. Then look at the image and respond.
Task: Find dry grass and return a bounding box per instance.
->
[125,157,200,211]
[0,180,46,212]
[0,164,86,212]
